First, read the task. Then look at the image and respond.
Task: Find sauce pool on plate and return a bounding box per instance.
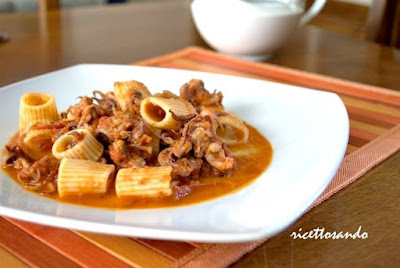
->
[4,124,272,209]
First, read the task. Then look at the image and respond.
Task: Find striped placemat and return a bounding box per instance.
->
[1,47,400,268]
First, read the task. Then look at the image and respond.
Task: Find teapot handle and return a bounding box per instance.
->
[298,0,327,28]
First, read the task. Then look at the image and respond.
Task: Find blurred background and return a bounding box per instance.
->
[0,0,126,12]
[305,0,398,48]
[0,0,397,49]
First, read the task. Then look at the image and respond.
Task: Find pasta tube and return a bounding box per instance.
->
[216,112,249,145]
[19,93,59,130]
[150,127,162,156]
[115,166,173,198]
[58,158,115,198]
[140,97,197,130]
[22,128,54,160]
[52,129,103,161]
[114,80,152,111]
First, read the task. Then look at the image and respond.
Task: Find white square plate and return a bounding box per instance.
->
[0,64,349,242]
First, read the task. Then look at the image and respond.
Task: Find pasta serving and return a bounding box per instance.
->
[1,79,272,208]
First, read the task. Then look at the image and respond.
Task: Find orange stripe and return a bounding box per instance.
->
[341,96,400,117]
[134,239,196,261]
[159,58,267,80]
[75,232,173,268]
[5,218,130,268]
[0,217,80,268]
[349,120,388,136]
[346,106,399,128]
[349,128,378,147]
[134,47,197,67]
[0,246,28,268]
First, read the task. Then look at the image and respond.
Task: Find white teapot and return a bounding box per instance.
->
[191,0,326,60]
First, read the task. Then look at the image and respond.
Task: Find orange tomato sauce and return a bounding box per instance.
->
[3,124,272,209]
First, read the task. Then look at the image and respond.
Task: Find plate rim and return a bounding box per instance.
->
[0,64,349,242]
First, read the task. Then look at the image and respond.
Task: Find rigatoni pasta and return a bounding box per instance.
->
[140,97,197,130]
[115,166,173,198]
[22,128,54,160]
[58,158,115,198]
[150,127,162,156]
[114,80,152,111]
[216,112,249,145]
[52,129,103,161]
[1,78,271,209]
[19,93,59,130]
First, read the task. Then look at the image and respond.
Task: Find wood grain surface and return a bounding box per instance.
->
[1,1,400,267]
[1,1,400,90]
